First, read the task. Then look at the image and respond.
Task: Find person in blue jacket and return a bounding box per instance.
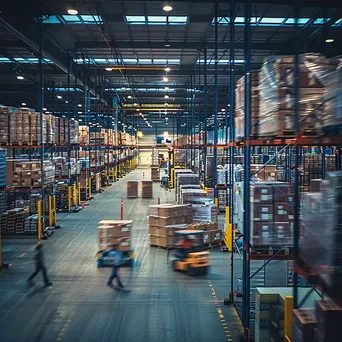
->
[107,244,124,289]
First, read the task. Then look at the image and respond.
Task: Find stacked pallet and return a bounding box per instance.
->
[0,212,7,234]
[175,173,199,202]
[0,189,6,214]
[141,180,153,198]
[29,194,40,214]
[79,125,89,144]
[177,184,201,203]
[127,181,138,198]
[186,221,221,245]
[235,71,259,139]
[250,182,293,249]
[24,214,38,234]
[301,172,342,290]
[149,204,189,247]
[151,166,159,181]
[0,106,11,144]
[180,188,207,205]
[192,204,217,222]
[98,220,132,251]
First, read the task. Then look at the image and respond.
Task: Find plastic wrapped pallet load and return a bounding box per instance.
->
[141,180,153,198]
[192,204,217,222]
[180,188,207,204]
[127,181,138,198]
[177,184,201,203]
[98,220,132,251]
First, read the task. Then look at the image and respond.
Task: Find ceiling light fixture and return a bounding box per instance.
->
[163,77,168,82]
[164,67,171,72]
[121,87,126,90]
[67,8,78,15]
[136,109,140,112]
[164,87,169,91]
[43,107,47,111]
[127,95,132,99]
[325,38,334,43]
[57,95,62,99]
[165,95,169,99]
[17,75,24,80]
[105,67,112,71]
[78,104,82,107]
[165,103,168,106]
[165,42,171,47]
[78,111,82,114]
[21,102,26,106]
[221,108,225,112]
[133,102,138,106]
[163,5,173,12]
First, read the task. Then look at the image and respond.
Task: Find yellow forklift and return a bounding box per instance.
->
[171,230,210,276]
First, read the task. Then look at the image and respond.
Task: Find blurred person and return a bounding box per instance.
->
[27,244,52,286]
[107,244,124,289]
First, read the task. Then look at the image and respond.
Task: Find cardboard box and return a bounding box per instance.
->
[149,216,159,226]
[292,309,317,342]
[274,202,289,222]
[250,221,273,247]
[149,226,159,235]
[273,222,291,245]
[272,182,290,202]
[158,216,178,227]
[251,203,273,221]
[158,205,180,217]
[251,184,273,203]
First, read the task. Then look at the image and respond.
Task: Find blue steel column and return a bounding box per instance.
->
[293,3,301,309]
[229,0,236,303]
[38,13,45,220]
[213,0,219,198]
[243,0,251,335]
[191,76,194,169]
[203,48,208,186]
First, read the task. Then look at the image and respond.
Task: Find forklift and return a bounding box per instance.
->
[171,230,210,276]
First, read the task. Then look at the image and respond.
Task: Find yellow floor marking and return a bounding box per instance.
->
[217,309,222,314]
[20,253,26,257]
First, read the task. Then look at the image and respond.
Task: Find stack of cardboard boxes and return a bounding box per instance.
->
[250,182,292,248]
[79,125,89,144]
[235,71,260,139]
[98,220,132,251]
[149,204,189,247]
[141,180,153,198]
[186,221,221,245]
[6,160,55,187]
[127,181,138,198]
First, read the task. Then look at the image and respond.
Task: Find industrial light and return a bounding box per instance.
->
[163,5,173,12]
[43,107,47,111]
[127,95,132,99]
[67,9,78,15]
[163,77,168,82]
[105,67,112,71]
[136,109,140,111]
[57,95,62,99]
[121,87,126,90]
[78,104,82,107]
[65,100,68,104]
[17,75,24,80]
[164,67,171,72]
[144,118,147,120]
[164,87,169,91]
[221,108,225,112]
[165,103,168,106]
[78,111,82,114]
[21,102,26,106]
[78,119,82,122]
[165,43,171,47]
[325,38,334,43]
[165,95,169,99]
[133,102,138,106]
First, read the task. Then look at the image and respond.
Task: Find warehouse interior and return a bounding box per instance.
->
[1,0,342,341]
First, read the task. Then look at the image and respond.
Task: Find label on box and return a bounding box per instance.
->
[262,232,269,238]
[261,189,268,194]
[261,207,269,213]
[122,227,130,232]
[261,195,269,201]
[261,214,271,220]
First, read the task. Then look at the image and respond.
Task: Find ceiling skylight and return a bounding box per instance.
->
[41,15,102,24]
[214,16,339,26]
[125,16,188,25]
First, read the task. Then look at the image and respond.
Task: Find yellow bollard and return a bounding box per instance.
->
[68,186,72,212]
[48,196,53,227]
[224,206,233,251]
[53,195,57,226]
[37,200,42,240]
[88,177,92,199]
[73,184,77,206]
[284,296,293,341]
[78,183,81,205]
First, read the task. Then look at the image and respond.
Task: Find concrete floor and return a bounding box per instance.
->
[0,167,243,342]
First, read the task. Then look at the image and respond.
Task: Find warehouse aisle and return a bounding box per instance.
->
[0,167,243,342]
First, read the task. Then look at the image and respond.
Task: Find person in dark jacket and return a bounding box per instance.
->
[27,244,52,286]
[107,244,124,289]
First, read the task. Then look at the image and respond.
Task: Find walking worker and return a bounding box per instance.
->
[27,244,52,286]
[107,244,124,289]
